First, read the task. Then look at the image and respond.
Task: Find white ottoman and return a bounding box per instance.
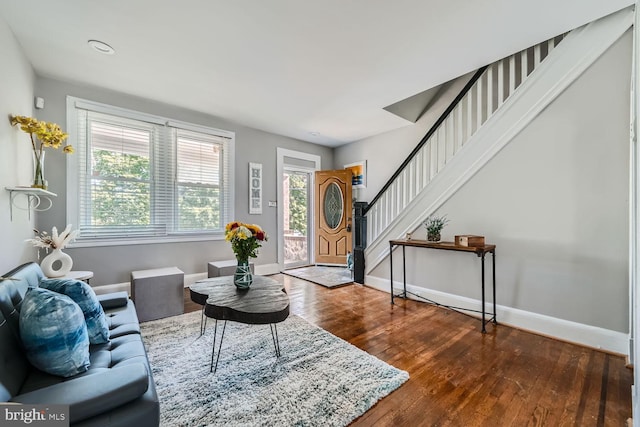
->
[208,260,255,278]
[131,267,184,322]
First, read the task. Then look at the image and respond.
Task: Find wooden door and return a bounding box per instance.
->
[314,170,352,265]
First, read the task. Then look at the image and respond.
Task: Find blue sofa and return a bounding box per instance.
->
[0,262,159,426]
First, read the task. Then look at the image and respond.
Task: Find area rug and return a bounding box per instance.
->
[283,266,353,288]
[140,311,408,426]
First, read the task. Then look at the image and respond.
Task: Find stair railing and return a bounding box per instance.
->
[363,34,565,246]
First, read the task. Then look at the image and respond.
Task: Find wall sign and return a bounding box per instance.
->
[344,160,367,188]
[249,162,262,214]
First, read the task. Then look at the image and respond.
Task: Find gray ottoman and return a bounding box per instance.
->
[208,260,255,278]
[131,267,184,322]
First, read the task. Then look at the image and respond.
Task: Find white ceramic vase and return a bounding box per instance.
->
[40,248,73,278]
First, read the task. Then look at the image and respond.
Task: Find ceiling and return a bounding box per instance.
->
[0,1,633,147]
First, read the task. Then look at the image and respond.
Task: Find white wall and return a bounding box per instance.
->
[365,30,632,333]
[0,17,36,273]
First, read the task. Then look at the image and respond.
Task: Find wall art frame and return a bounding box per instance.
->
[344,160,367,188]
[249,162,263,214]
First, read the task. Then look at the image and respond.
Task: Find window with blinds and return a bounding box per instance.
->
[66,97,235,245]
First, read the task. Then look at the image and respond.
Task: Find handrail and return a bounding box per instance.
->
[363,65,488,215]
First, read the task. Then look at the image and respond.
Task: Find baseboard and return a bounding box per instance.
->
[92,282,130,296]
[365,275,629,355]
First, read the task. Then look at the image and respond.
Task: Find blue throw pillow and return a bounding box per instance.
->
[40,278,110,344]
[19,288,90,377]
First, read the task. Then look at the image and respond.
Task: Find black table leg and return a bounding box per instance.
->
[481,252,486,333]
[200,306,207,336]
[210,320,227,374]
[492,250,497,325]
[390,242,394,304]
[270,324,281,357]
[402,245,407,298]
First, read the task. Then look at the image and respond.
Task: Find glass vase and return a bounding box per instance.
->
[32,151,47,190]
[234,259,253,289]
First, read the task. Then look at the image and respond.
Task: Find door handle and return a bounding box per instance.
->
[346,224,352,232]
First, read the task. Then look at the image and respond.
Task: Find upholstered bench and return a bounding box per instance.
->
[207,260,254,278]
[131,267,184,322]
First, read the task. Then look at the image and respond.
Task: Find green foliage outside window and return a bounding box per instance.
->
[178,186,220,230]
[90,149,221,230]
[288,173,308,236]
[91,149,151,226]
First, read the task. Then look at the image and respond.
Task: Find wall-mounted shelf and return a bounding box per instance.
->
[5,187,57,221]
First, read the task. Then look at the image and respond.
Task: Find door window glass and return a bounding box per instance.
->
[323,183,343,230]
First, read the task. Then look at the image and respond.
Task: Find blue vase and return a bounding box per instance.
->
[234,259,253,289]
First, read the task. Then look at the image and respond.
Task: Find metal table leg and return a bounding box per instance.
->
[390,242,394,304]
[200,306,208,336]
[402,245,407,298]
[270,324,281,357]
[210,320,227,374]
[492,250,497,325]
[481,252,486,333]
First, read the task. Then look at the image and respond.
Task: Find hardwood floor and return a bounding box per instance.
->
[183,274,633,426]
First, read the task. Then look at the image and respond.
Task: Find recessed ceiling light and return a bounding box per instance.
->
[88,40,115,55]
[309,131,319,137]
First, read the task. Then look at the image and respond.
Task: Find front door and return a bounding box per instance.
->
[314,170,352,265]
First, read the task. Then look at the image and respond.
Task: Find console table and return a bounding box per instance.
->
[389,239,496,333]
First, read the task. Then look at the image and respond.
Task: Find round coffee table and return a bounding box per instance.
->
[189,275,290,373]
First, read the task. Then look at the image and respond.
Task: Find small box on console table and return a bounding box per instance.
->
[455,235,485,247]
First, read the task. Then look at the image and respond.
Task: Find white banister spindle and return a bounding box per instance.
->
[371,207,376,240]
[422,145,430,187]
[402,169,409,207]
[389,183,396,220]
[382,188,388,229]
[534,44,541,67]
[382,198,386,233]
[397,171,404,209]
[415,149,423,194]
[456,103,464,150]
[430,135,438,179]
[377,202,383,238]
[437,127,446,172]
[466,91,474,140]
[448,115,455,158]
[509,55,516,97]
[408,158,415,199]
[476,76,483,129]
[497,60,505,107]
[521,49,529,80]
[487,66,494,115]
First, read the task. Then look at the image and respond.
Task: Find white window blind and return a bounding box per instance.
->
[176,129,224,231]
[67,97,235,245]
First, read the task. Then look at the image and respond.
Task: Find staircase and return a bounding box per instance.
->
[363,7,633,276]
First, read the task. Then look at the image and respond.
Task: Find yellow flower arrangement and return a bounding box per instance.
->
[225,221,268,261]
[10,115,73,189]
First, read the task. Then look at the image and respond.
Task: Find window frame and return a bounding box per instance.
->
[66,96,235,247]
